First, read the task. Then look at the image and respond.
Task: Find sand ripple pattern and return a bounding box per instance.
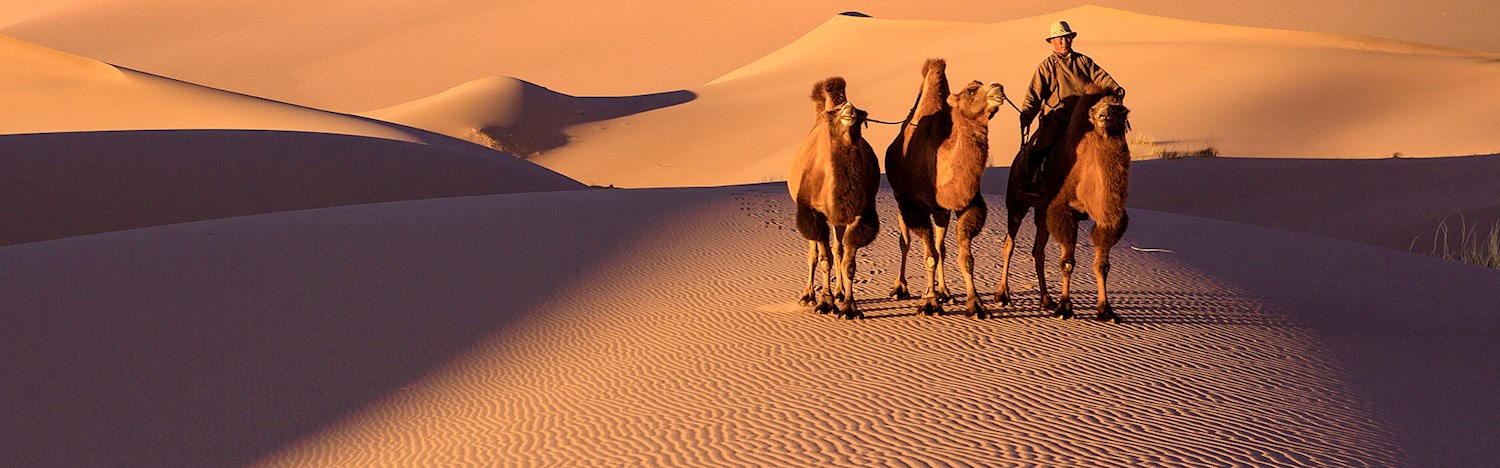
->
[262,188,1399,466]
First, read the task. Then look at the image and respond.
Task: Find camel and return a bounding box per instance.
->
[787,77,881,320]
[997,83,1130,323]
[885,58,1006,318]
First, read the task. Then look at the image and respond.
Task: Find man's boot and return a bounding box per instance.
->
[1017,147,1046,202]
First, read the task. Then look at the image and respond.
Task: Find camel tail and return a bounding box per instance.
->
[811,76,848,114]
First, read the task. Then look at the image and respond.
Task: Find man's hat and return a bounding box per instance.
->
[1046,21,1077,42]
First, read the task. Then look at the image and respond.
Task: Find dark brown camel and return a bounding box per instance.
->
[885,58,1006,318]
[997,84,1131,323]
[787,77,880,319]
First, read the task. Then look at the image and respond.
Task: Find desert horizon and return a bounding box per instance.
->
[3,2,1498,466]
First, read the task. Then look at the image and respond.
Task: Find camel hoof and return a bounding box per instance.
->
[935,290,953,304]
[798,293,817,306]
[837,300,862,320]
[815,294,836,315]
[889,285,912,300]
[918,297,944,316]
[1052,299,1074,320]
[966,299,988,319]
[1041,295,1058,312]
[995,290,1011,307]
[1096,304,1121,324]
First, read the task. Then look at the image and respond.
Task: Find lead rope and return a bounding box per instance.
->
[864,90,1031,150]
[1002,94,1030,148]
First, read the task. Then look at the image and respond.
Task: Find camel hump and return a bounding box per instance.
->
[811,77,848,113]
[921,58,946,76]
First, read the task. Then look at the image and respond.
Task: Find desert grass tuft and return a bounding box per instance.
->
[1129,133,1217,160]
[1412,214,1500,269]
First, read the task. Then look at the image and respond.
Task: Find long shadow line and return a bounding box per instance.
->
[784,290,1293,327]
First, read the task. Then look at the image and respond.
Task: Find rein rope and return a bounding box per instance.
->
[864,117,907,126]
[862,91,1030,147]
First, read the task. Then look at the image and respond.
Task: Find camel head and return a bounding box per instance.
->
[827,101,868,142]
[947,81,1006,122]
[1089,96,1130,137]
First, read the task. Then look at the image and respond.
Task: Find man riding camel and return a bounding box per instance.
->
[1014,20,1125,198]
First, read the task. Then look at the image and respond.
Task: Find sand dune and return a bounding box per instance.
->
[4,2,1499,466]
[4,187,1496,466]
[364,76,694,158]
[513,7,1500,188]
[0,130,583,246]
[4,1,1496,111]
[0,35,416,141]
[0,35,585,246]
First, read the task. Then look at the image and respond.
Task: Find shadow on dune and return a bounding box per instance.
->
[0,187,716,466]
[979,154,1500,254]
[1124,209,1500,465]
[0,129,585,247]
[471,84,695,158]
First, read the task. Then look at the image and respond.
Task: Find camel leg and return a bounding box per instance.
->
[795,205,830,306]
[1047,204,1079,320]
[899,203,943,316]
[931,209,953,304]
[830,229,846,302]
[836,223,864,320]
[1091,213,1127,324]
[889,212,913,300]
[1031,208,1057,313]
[815,236,836,315]
[956,197,989,319]
[916,224,944,316]
[996,201,1027,307]
[799,240,819,305]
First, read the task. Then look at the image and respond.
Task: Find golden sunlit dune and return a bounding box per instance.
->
[0,36,585,246]
[517,7,1500,188]
[0,35,416,140]
[364,76,694,158]
[4,1,1496,110]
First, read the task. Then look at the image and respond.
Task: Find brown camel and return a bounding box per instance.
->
[787,77,881,320]
[997,84,1130,323]
[885,58,1006,318]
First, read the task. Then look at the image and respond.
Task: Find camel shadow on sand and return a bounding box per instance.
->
[842,290,1291,326]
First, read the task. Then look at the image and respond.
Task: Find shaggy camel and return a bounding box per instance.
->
[787,77,880,320]
[885,59,1006,318]
[997,84,1130,323]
